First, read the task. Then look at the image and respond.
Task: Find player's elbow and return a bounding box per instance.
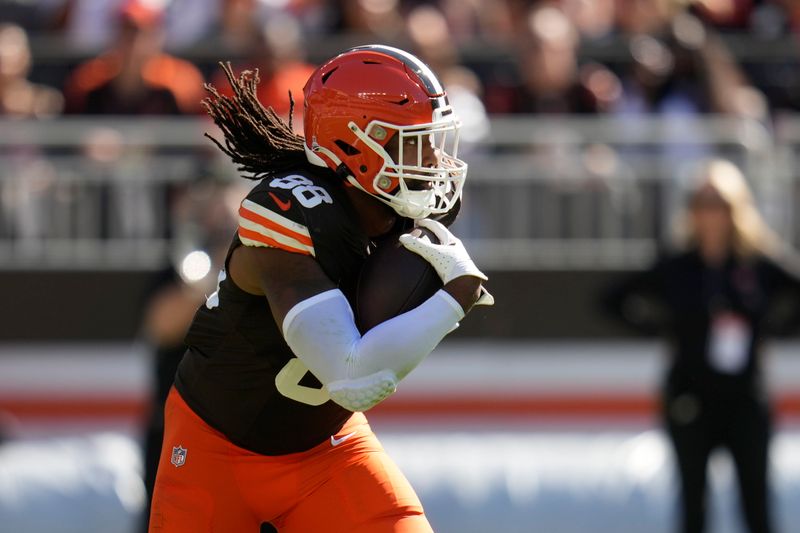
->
[326,369,398,412]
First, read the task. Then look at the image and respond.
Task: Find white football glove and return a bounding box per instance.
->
[399,218,488,285]
[475,286,495,307]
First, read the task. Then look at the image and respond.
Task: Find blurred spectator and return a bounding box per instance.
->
[0,23,63,117]
[562,0,617,40]
[609,11,767,177]
[604,159,800,533]
[161,0,294,51]
[63,0,204,115]
[59,0,207,249]
[45,0,129,50]
[209,12,315,133]
[406,4,460,77]
[139,179,241,532]
[404,3,489,240]
[437,0,515,44]
[480,4,623,246]
[139,265,205,531]
[612,13,767,118]
[484,4,620,114]
[692,0,758,30]
[616,0,679,36]
[694,0,800,111]
[405,4,489,146]
[283,0,343,37]
[338,0,405,40]
[215,0,268,54]
[691,0,797,37]
[0,22,62,245]
[0,0,43,29]
[161,0,219,50]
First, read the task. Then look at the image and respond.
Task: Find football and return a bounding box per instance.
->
[355,228,443,333]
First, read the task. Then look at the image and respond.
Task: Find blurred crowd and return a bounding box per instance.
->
[1,0,800,254]
[1,0,799,124]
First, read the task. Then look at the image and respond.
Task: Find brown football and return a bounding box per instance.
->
[355,228,443,333]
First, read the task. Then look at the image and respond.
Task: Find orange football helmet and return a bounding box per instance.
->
[303,44,467,219]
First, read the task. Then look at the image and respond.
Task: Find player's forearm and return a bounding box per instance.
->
[282,288,462,410]
[351,289,463,379]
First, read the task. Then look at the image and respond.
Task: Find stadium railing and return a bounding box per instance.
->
[0,114,793,271]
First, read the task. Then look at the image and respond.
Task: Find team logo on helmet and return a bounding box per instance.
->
[171,445,187,467]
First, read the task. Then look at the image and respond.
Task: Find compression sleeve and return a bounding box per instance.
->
[281,289,463,411]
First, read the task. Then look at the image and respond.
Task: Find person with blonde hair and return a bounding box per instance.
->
[673,159,781,260]
[605,158,800,533]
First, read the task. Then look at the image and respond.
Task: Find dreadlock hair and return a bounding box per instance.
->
[202,62,310,180]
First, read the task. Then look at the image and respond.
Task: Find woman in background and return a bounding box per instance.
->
[605,159,800,533]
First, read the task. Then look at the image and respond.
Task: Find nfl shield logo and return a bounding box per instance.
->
[170,445,187,468]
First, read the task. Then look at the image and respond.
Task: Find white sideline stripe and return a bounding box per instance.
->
[238,217,315,255]
[1,341,800,396]
[241,199,310,237]
[0,344,150,396]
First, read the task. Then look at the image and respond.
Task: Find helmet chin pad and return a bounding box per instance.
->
[389,189,437,219]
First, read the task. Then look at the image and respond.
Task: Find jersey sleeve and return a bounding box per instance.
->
[237,185,316,257]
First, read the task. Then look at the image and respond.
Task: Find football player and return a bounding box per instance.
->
[148,45,492,533]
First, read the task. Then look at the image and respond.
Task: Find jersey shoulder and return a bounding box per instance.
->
[237,170,345,257]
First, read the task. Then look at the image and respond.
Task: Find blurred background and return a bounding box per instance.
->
[2,0,800,532]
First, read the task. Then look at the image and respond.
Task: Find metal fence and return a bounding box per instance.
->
[0,115,796,270]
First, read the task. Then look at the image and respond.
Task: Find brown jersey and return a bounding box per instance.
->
[175,167,370,455]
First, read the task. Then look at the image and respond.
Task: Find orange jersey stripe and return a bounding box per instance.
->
[238,205,313,247]
[238,226,312,255]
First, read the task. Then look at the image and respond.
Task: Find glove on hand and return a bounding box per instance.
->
[399,218,488,285]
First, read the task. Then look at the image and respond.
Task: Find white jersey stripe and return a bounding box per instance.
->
[241,199,311,239]
[239,217,316,256]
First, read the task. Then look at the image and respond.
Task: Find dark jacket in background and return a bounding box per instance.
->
[604,248,800,533]
[605,249,800,401]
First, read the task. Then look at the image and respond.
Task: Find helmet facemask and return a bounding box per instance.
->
[347,110,467,220]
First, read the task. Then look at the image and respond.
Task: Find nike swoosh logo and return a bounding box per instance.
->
[330,431,357,447]
[268,192,292,211]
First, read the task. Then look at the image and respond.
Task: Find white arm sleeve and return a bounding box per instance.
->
[282,288,464,411]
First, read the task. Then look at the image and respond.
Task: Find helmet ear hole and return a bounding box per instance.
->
[334,140,360,156]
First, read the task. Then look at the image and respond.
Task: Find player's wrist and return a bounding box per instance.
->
[443,276,482,313]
